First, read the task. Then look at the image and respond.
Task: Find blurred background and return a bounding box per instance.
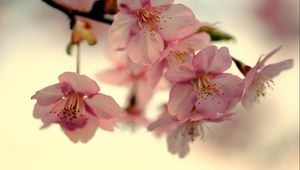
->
[0,0,299,170]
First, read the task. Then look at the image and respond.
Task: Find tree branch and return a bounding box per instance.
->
[42,0,113,28]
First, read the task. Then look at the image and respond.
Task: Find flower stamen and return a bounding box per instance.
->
[50,93,87,130]
[193,76,224,100]
[174,51,187,64]
[254,79,274,102]
[136,6,169,33]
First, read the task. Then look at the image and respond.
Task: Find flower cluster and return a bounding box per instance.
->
[33,0,294,157]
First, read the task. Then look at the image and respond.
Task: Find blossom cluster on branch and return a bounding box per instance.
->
[32,0,293,158]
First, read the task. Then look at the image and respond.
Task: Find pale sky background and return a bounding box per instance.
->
[0,0,299,170]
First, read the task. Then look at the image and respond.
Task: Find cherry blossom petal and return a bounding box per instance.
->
[84,93,122,119]
[118,0,143,12]
[195,97,230,118]
[205,112,233,122]
[258,46,282,67]
[160,45,173,61]
[147,115,176,131]
[214,73,244,99]
[259,59,293,80]
[62,114,99,143]
[192,46,232,74]
[99,118,116,132]
[148,60,167,88]
[108,52,127,66]
[241,85,257,109]
[127,114,150,126]
[167,125,190,158]
[244,66,259,90]
[59,72,100,95]
[168,83,196,119]
[192,45,216,72]
[127,30,164,64]
[165,65,196,83]
[159,4,200,41]
[136,79,154,108]
[109,12,137,50]
[176,32,211,52]
[96,68,129,85]
[31,83,63,106]
[127,57,146,75]
[150,0,174,7]
[33,103,60,128]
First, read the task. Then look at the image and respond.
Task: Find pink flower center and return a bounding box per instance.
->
[51,93,88,130]
[173,51,188,64]
[136,6,169,32]
[193,76,224,100]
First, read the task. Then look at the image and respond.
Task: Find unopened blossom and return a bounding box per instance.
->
[70,19,97,45]
[66,18,99,55]
[148,105,232,158]
[109,0,201,64]
[31,72,122,143]
[165,45,244,119]
[242,46,293,109]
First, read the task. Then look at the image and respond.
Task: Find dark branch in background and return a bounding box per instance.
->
[42,0,113,28]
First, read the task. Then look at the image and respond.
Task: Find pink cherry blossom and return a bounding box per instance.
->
[148,105,232,158]
[165,45,244,119]
[147,32,211,88]
[109,0,201,64]
[31,72,122,143]
[242,46,294,109]
[164,32,211,67]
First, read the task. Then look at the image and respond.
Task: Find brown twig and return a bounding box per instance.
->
[42,0,114,28]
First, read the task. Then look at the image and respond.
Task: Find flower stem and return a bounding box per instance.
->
[76,44,81,74]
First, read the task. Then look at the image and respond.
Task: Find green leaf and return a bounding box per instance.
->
[198,25,235,42]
